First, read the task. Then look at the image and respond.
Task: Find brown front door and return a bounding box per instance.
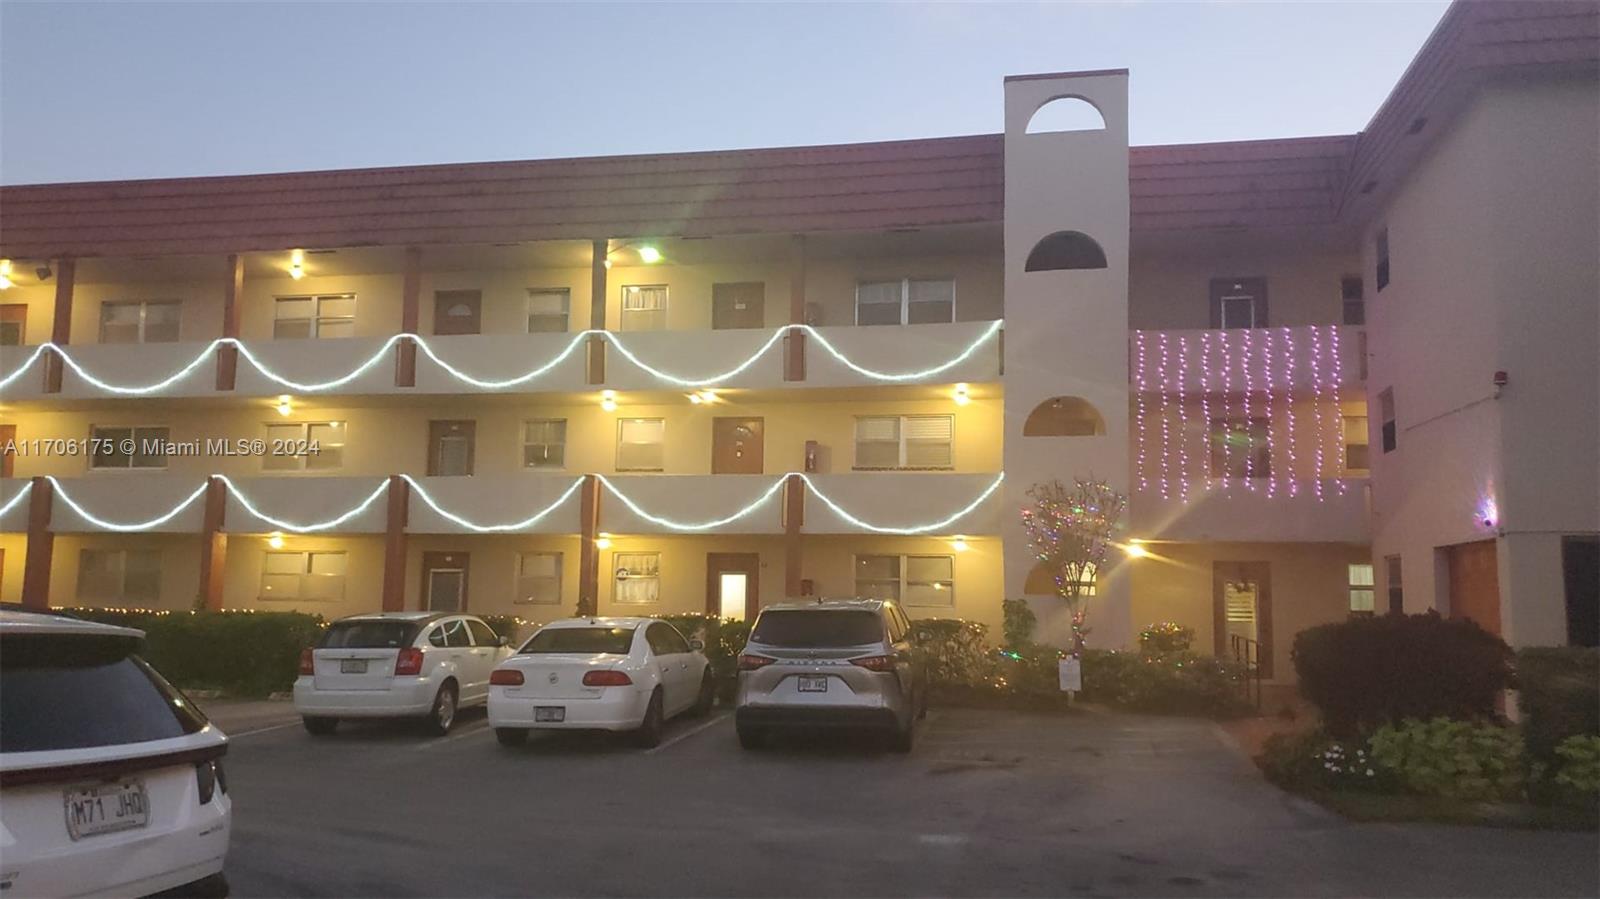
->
[707,553,760,620]
[1447,540,1501,636]
[0,424,14,478]
[1213,561,1274,677]
[428,420,475,476]
[712,418,764,474]
[422,552,470,612]
[433,290,482,335]
[712,282,765,330]
[0,305,26,345]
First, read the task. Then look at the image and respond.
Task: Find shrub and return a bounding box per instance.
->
[658,613,752,683]
[1138,622,1194,660]
[1553,735,1600,797]
[1516,647,1600,770]
[1258,729,1384,793]
[1001,599,1036,648]
[1293,612,1513,736]
[910,618,994,687]
[1368,718,1524,802]
[63,608,325,697]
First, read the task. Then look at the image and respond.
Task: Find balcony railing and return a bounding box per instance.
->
[1131,324,1363,393]
[801,472,1004,536]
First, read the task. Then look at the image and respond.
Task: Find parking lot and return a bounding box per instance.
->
[214,704,1599,898]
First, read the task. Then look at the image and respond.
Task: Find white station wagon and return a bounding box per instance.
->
[294,612,513,736]
[488,617,713,748]
[0,610,232,898]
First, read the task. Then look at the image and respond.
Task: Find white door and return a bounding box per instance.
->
[462,619,502,703]
[718,573,748,621]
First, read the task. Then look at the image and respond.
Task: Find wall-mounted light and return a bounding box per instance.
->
[595,533,612,550]
[1479,497,1498,530]
[267,532,286,549]
[697,389,716,404]
[637,246,663,264]
[0,259,12,290]
[289,249,306,280]
[1123,541,1150,559]
[953,383,971,406]
[688,393,703,405]
[275,395,293,417]
[951,536,969,552]
[600,389,617,413]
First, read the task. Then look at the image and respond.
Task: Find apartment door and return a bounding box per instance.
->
[1213,561,1274,677]
[1209,278,1268,329]
[707,553,760,620]
[422,552,469,612]
[428,420,475,476]
[1446,539,1501,636]
[712,418,764,474]
[712,282,765,330]
[0,305,25,345]
[433,290,482,335]
[0,424,14,478]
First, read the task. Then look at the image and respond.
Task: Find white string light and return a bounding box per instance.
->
[46,477,209,532]
[218,475,390,533]
[596,475,787,531]
[402,474,585,532]
[0,481,34,519]
[406,333,591,391]
[800,320,1004,382]
[601,329,789,389]
[800,472,1004,535]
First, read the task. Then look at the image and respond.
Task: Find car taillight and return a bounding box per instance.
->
[490,669,525,686]
[394,647,424,676]
[850,655,896,672]
[582,670,632,687]
[737,653,775,671]
[298,648,314,675]
[195,760,219,805]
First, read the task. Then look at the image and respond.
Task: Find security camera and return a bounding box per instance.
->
[35,264,52,281]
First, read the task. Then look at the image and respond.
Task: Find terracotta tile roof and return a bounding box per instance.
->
[1130,136,1357,232]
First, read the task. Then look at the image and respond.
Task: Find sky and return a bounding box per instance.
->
[0,1,1451,186]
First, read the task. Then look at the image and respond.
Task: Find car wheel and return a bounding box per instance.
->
[690,671,715,717]
[634,689,664,748]
[736,723,766,750]
[425,682,458,736]
[495,727,528,747]
[890,715,915,754]
[302,716,337,736]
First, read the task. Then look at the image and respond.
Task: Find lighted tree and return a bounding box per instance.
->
[1019,478,1128,654]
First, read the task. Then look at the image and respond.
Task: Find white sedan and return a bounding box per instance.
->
[489,617,713,748]
[0,611,231,898]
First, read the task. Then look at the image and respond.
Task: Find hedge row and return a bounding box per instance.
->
[61,609,326,697]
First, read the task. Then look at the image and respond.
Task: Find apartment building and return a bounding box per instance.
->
[1,0,1595,678]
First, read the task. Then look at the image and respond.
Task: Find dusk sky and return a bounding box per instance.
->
[0,1,1450,186]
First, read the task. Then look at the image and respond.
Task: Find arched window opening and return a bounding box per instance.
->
[1023,396,1107,437]
[1024,96,1107,134]
[1024,231,1108,272]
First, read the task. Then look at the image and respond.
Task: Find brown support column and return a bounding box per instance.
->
[587,239,608,385]
[395,247,422,387]
[381,475,409,611]
[577,474,602,615]
[197,477,228,611]
[215,254,244,391]
[43,258,76,393]
[784,235,807,382]
[21,477,54,609]
[783,473,804,599]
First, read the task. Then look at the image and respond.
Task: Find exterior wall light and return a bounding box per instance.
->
[951,536,969,552]
[1123,542,1150,558]
[600,390,617,412]
[953,383,971,406]
[595,534,612,550]
[0,259,12,290]
[267,532,286,549]
[275,395,293,416]
[289,249,306,280]
[637,246,663,264]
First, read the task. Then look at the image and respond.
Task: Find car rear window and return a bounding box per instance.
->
[749,610,884,648]
[320,620,420,649]
[0,634,206,754]
[521,627,635,655]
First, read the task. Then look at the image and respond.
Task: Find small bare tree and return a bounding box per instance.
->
[1019,478,1128,653]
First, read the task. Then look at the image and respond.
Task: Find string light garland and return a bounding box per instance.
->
[0,322,1004,396]
[799,472,1004,535]
[1240,327,1255,492]
[1329,325,1348,495]
[46,477,209,532]
[402,474,586,533]
[1219,329,1234,492]
[218,475,390,533]
[1176,331,1191,503]
[1199,330,1214,492]
[1281,327,1298,497]
[596,475,787,532]
[1134,332,1149,491]
[1262,328,1276,499]
[1158,332,1172,500]
[1309,323,1327,502]
[0,481,35,519]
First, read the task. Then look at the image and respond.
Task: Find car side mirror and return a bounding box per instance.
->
[690,639,705,651]
[497,636,510,647]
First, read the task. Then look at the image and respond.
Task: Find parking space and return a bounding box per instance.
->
[218,706,1599,897]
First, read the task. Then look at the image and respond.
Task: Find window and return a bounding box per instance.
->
[620,285,667,331]
[522,627,635,654]
[1207,419,1270,479]
[855,278,955,326]
[616,418,665,471]
[1343,415,1370,472]
[855,554,955,607]
[1348,563,1376,614]
[76,549,161,603]
[89,426,168,470]
[646,622,690,655]
[1385,555,1403,614]
[1341,277,1365,326]
[1210,278,1268,329]
[1375,228,1390,291]
[614,552,660,604]
[527,288,570,333]
[1379,389,1397,453]
[439,619,472,647]
[0,304,25,346]
[320,619,421,649]
[854,415,953,470]
[522,419,566,469]
[516,552,562,605]
[261,551,347,601]
[274,294,355,339]
[262,422,345,472]
[99,300,180,344]
[467,619,500,646]
[749,609,885,648]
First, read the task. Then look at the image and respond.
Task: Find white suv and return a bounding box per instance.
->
[0,610,232,898]
[293,612,513,736]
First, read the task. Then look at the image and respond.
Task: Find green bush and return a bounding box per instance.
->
[1258,729,1385,793]
[1368,718,1524,802]
[62,608,325,697]
[1293,612,1513,736]
[1001,599,1037,648]
[658,613,753,692]
[1138,622,1194,660]
[910,618,995,687]
[1553,735,1600,797]
[1516,647,1600,770]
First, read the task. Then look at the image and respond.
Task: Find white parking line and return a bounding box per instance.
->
[416,719,491,749]
[227,721,301,739]
[645,712,731,754]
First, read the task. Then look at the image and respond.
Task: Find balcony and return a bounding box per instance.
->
[602,330,787,393]
[1130,479,1370,543]
[405,474,584,535]
[804,321,1003,389]
[223,476,390,535]
[1130,324,1364,392]
[801,472,1004,536]
[46,475,209,534]
[600,475,786,535]
[1,479,34,531]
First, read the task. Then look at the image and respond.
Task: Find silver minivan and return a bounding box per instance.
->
[734,598,926,751]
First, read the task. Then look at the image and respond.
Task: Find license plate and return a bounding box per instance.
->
[534,707,565,722]
[340,659,367,674]
[64,779,149,841]
[797,675,828,693]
